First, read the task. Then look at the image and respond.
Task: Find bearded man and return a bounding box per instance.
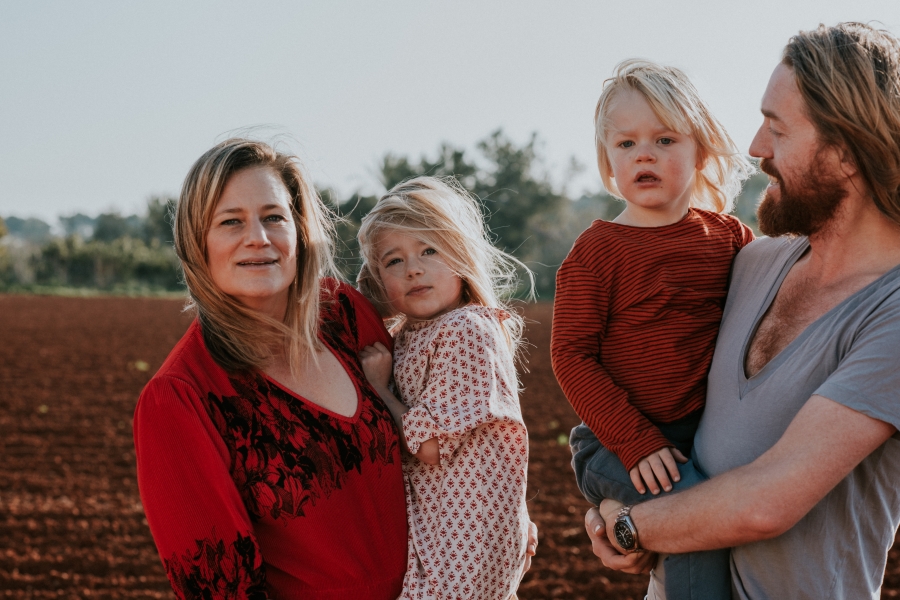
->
[586,22,900,599]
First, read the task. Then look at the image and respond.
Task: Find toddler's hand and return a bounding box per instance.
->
[628,447,688,495]
[359,342,393,391]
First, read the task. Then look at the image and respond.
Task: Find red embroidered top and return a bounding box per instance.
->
[134,281,407,600]
[551,209,754,471]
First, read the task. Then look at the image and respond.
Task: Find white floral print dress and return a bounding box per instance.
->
[393,305,530,600]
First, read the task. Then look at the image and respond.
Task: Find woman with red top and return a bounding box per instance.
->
[133,139,408,599]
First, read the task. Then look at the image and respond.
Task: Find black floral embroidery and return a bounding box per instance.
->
[201,288,399,522]
[163,532,267,600]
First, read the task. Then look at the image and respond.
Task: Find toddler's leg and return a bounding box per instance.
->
[570,418,733,598]
[569,423,647,506]
[653,456,731,600]
[663,550,732,600]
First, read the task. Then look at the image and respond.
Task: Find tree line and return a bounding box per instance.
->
[0,130,765,297]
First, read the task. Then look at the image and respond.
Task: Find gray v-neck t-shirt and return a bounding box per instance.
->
[694,235,900,600]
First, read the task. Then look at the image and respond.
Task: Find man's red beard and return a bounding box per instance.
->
[756,154,848,237]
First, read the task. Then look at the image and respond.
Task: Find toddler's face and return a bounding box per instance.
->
[374,231,464,324]
[605,89,701,226]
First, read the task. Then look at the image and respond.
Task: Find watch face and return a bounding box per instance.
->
[614,520,635,549]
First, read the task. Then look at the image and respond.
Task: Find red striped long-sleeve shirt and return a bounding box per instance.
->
[551,208,754,471]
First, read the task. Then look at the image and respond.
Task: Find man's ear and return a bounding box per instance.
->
[838,146,858,178]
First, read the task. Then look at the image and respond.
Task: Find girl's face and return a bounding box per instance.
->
[374,231,464,324]
[206,166,298,320]
[605,89,702,226]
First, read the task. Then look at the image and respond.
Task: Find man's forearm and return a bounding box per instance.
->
[624,460,778,553]
[617,395,896,554]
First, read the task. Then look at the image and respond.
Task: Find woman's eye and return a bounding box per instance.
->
[265,214,287,222]
[221,218,240,226]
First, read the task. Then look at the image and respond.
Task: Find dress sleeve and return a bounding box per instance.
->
[401,311,522,466]
[551,256,671,471]
[134,376,269,599]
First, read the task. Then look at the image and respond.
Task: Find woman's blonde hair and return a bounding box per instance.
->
[783,22,900,225]
[174,138,337,373]
[595,59,753,213]
[357,176,532,353]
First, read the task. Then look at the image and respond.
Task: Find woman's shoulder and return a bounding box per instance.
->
[321,278,376,317]
[149,319,207,381]
[139,319,226,404]
[320,277,391,350]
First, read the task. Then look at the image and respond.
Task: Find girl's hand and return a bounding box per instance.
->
[628,447,688,495]
[359,342,393,391]
[518,520,539,583]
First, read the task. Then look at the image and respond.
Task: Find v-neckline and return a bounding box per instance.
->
[739,239,900,392]
[264,335,363,422]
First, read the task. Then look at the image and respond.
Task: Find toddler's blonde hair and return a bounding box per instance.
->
[357,176,532,353]
[595,59,753,213]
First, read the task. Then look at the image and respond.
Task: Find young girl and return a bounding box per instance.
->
[356,176,533,600]
[551,60,755,599]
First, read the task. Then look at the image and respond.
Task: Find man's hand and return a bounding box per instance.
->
[584,505,657,574]
[629,447,688,495]
[359,342,393,391]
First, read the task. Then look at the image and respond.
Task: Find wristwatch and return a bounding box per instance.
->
[613,504,642,554]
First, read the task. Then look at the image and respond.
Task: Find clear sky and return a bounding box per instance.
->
[2,1,899,222]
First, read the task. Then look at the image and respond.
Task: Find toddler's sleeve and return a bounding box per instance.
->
[401,311,520,466]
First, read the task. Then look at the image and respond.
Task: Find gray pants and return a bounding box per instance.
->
[570,411,732,600]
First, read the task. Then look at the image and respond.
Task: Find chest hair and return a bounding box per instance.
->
[745,263,875,378]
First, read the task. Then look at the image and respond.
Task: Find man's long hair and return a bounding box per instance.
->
[783,22,900,225]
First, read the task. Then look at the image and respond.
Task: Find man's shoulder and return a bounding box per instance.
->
[734,235,805,272]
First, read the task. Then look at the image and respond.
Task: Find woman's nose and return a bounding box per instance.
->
[244,219,270,246]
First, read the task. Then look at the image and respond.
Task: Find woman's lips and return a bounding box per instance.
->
[237,259,278,267]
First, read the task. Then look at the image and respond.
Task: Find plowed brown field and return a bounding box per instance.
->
[0,295,898,599]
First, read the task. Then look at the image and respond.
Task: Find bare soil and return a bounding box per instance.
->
[0,295,897,599]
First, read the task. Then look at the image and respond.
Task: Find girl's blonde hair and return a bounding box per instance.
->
[595,59,753,213]
[357,176,532,353]
[174,138,338,373]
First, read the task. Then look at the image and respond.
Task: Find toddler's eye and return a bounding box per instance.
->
[385,258,402,268]
[658,138,674,145]
[619,140,634,148]
[423,248,437,256]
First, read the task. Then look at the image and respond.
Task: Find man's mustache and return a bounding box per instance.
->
[759,158,782,181]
